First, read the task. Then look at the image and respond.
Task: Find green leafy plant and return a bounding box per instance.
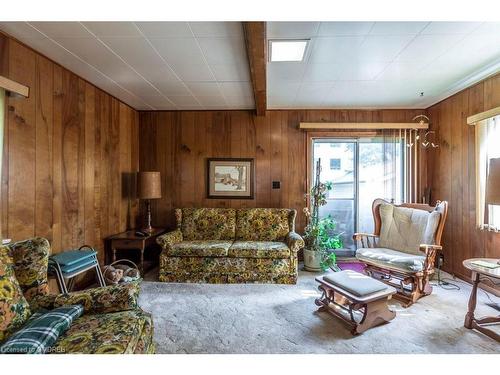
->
[303,159,344,272]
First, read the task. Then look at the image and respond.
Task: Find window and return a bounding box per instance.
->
[330,158,341,170]
[476,115,500,231]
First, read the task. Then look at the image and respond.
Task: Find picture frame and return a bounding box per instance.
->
[207,158,255,199]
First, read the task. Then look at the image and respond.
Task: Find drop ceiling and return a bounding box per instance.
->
[0,21,499,110]
[267,22,500,109]
[0,21,254,110]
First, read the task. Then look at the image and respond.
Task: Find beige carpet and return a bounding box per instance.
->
[139,266,499,354]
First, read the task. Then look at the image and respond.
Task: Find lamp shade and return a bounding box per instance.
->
[137,171,161,199]
[486,158,500,205]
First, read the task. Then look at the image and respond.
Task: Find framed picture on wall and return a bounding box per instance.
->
[207,158,255,199]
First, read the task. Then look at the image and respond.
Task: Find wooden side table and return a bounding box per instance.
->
[463,258,500,342]
[106,228,166,274]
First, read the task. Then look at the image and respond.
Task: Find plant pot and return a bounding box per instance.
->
[303,248,323,272]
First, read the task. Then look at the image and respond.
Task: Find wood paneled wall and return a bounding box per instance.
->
[139,109,425,233]
[1,35,139,262]
[427,73,500,279]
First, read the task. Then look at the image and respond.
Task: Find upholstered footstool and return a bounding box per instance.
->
[315,270,396,335]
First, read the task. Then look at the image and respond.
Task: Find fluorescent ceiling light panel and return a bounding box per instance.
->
[270,40,308,62]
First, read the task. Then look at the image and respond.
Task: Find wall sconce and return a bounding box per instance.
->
[407,115,439,149]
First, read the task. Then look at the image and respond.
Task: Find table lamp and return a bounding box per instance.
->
[137,171,162,233]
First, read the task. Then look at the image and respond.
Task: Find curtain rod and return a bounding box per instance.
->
[0,75,29,98]
[467,106,500,125]
[299,122,429,130]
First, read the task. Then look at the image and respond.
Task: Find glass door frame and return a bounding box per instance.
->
[307,132,404,242]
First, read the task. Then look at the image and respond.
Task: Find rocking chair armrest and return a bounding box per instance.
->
[419,244,442,272]
[353,233,379,240]
[419,244,442,255]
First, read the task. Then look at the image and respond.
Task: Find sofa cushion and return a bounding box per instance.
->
[0,305,84,354]
[169,240,233,257]
[228,241,290,259]
[323,270,388,297]
[179,208,236,240]
[0,246,32,343]
[236,208,291,241]
[378,203,441,255]
[356,247,426,272]
[51,309,152,354]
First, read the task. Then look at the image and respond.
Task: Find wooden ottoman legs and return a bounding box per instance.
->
[315,283,396,335]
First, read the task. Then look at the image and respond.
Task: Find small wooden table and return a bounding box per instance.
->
[107,228,166,274]
[463,258,500,342]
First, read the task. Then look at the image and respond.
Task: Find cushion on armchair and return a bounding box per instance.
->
[378,203,440,255]
[0,246,32,342]
[356,247,426,272]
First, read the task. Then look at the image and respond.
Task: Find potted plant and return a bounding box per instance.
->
[303,159,343,272]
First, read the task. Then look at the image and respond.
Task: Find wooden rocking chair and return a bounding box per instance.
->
[354,198,448,307]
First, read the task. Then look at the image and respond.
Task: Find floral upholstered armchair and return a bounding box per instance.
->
[1,238,155,354]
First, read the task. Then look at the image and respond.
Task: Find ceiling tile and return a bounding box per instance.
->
[197,37,247,65]
[369,22,429,35]
[473,22,500,34]
[82,22,142,37]
[267,82,301,98]
[396,34,466,63]
[196,95,226,106]
[135,22,193,38]
[267,62,306,83]
[317,22,374,36]
[219,82,253,97]
[421,22,482,35]
[185,82,222,96]
[170,63,215,82]
[120,79,164,98]
[267,22,320,39]
[302,63,341,82]
[335,61,389,80]
[140,95,177,109]
[356,35,415,61]
[148,37,206,66]
[210,64,250,81]
[309,37,365,63]
[168,95,201,107]
[189,22,243,37]
[154,80,191,96]
[375,61,425,81]
[29,22,91,38]
[0,22,45,39]
[225,95,254,107]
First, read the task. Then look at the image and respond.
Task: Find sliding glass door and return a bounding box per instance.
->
[312,136,404,249]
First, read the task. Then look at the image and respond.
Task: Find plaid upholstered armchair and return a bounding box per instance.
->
[1,238,155,354]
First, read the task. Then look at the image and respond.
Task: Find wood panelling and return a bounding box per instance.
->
[0,37,139,262]
[139,109,425,233]
[427,73,500,279]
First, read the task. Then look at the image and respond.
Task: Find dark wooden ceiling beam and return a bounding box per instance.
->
[243,22,267,116]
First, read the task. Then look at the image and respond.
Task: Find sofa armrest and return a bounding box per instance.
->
[286,232,305,253]
[419,244,442,272]
[156,229,183,249]
[30,281,141,314]
[353,233,379,248]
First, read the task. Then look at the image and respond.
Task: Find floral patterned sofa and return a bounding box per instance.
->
[1,238,155,354]
[157,208,305,284]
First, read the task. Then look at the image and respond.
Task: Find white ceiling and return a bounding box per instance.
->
[1,22,499,110]
[0,21,254,110]
[267,22,500,109]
